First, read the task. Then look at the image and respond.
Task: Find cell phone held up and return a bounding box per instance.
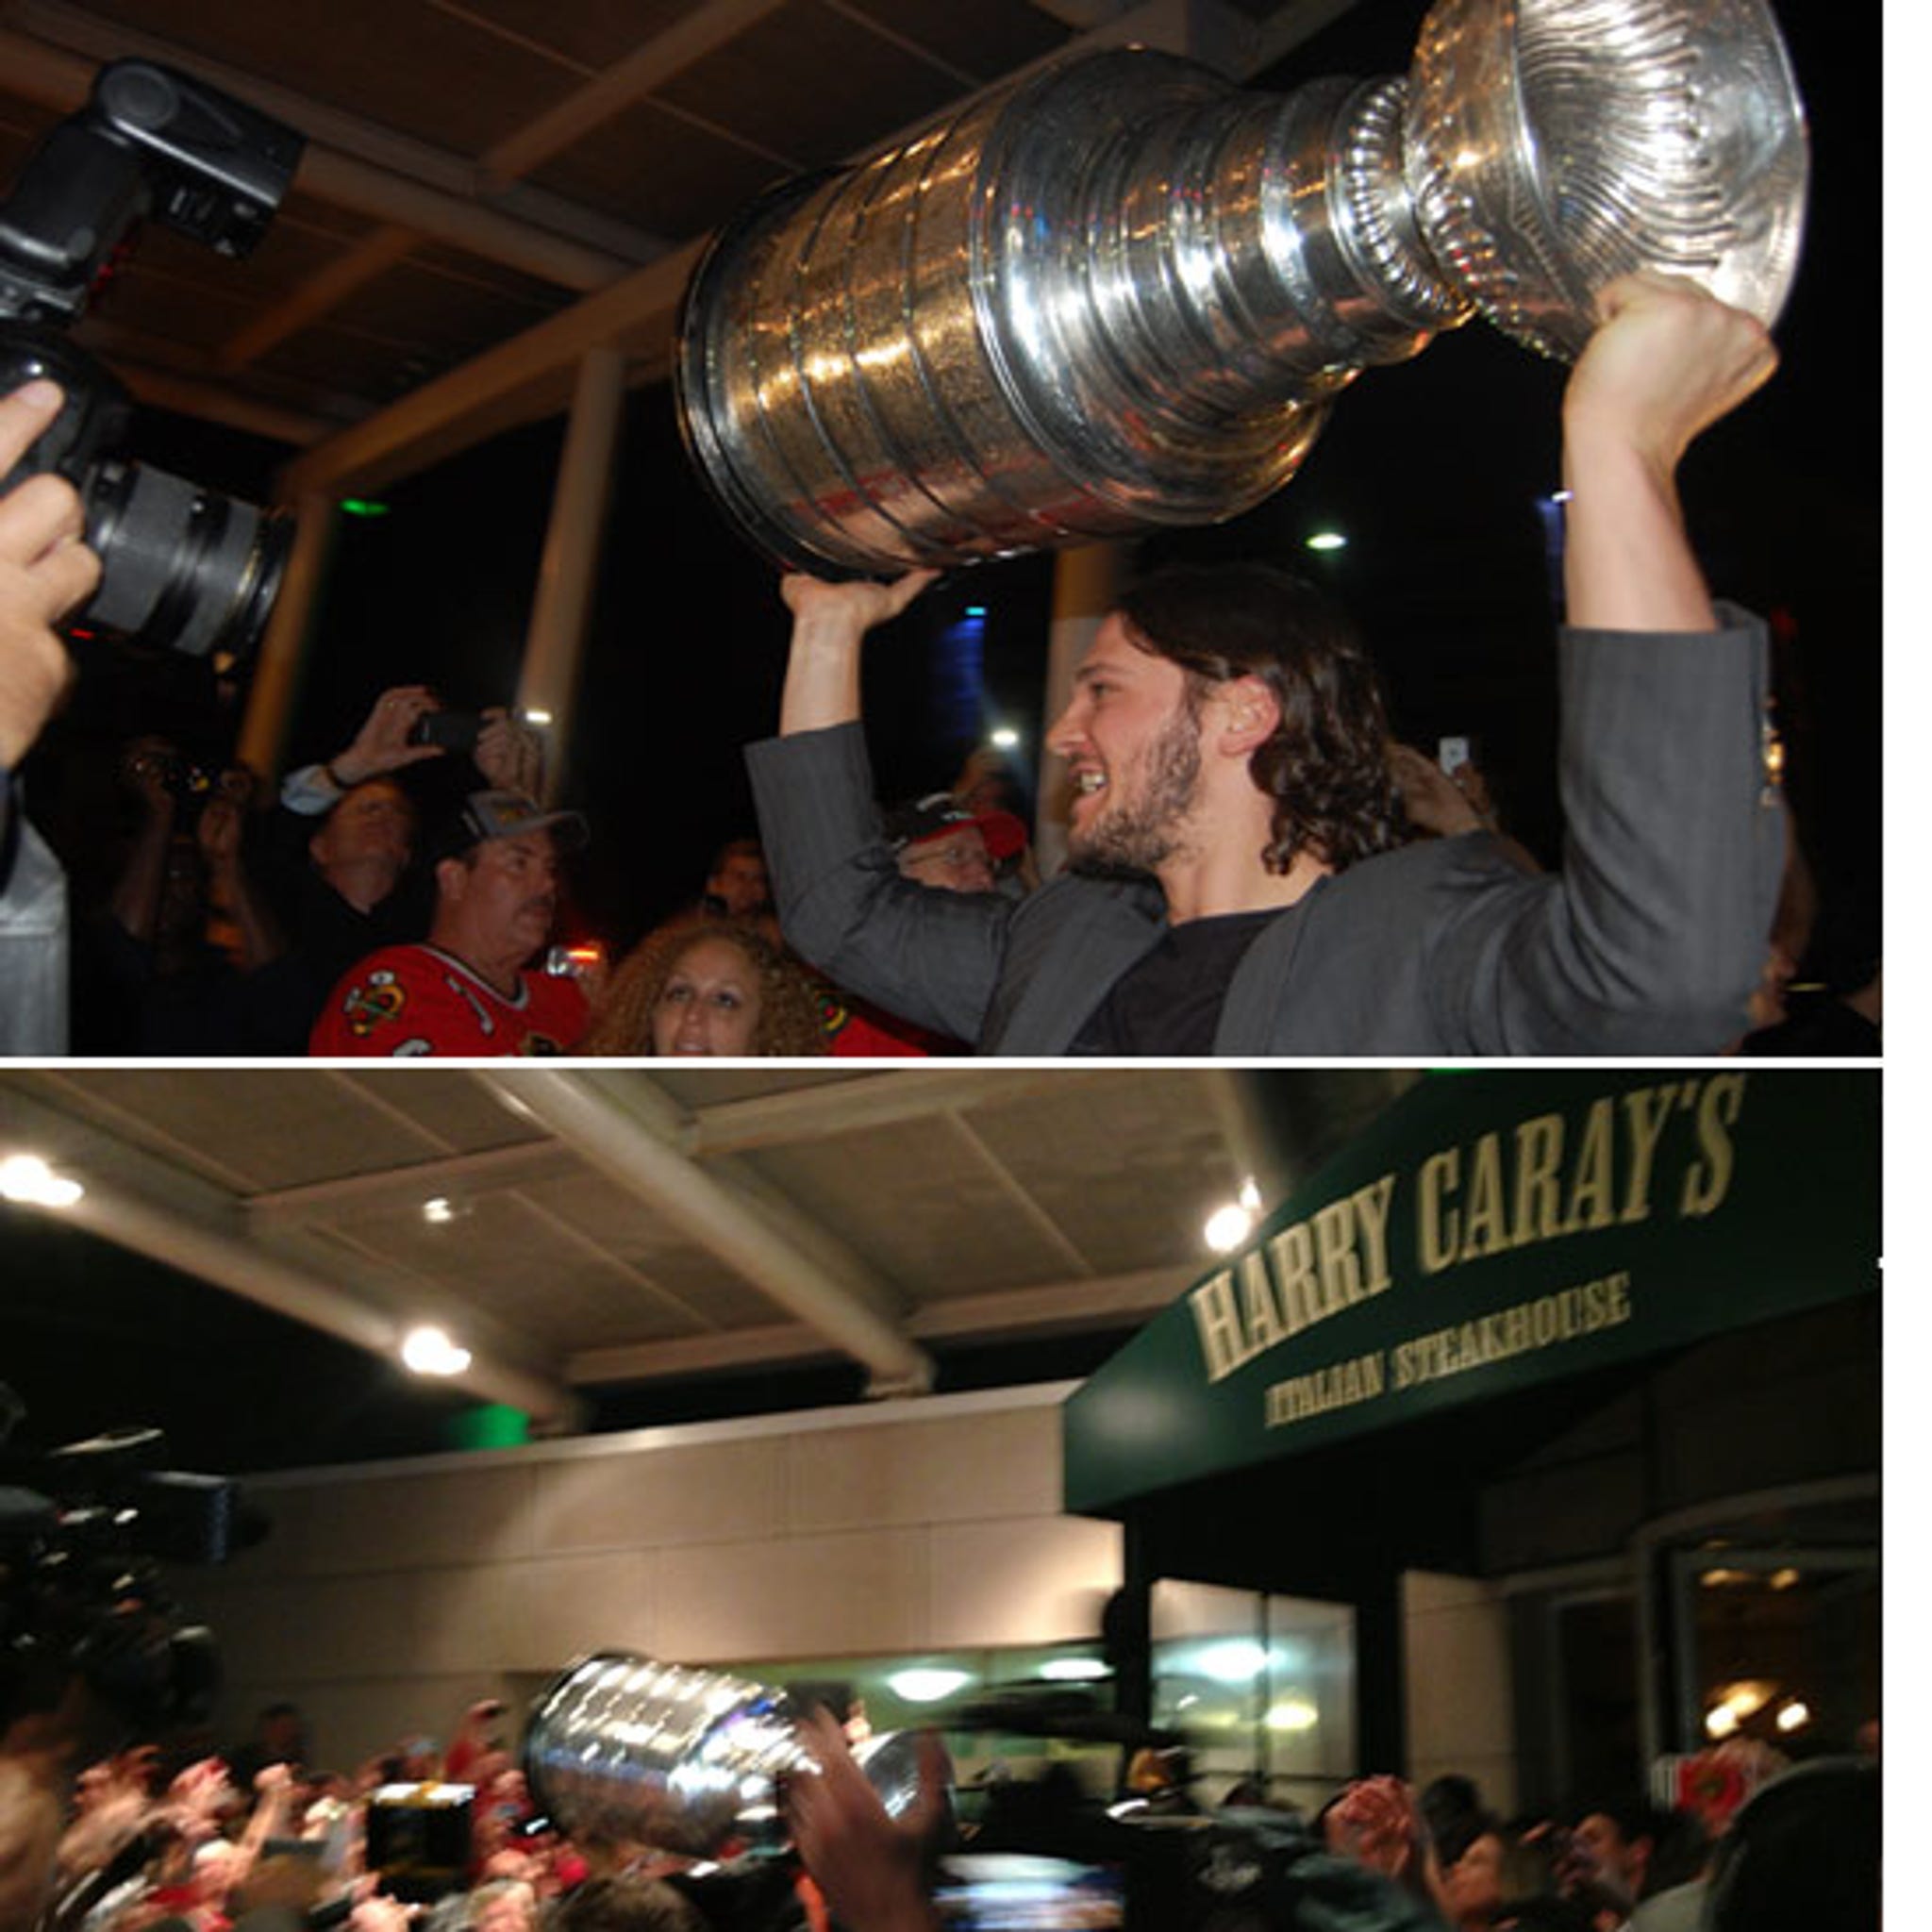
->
[408,709,483,755]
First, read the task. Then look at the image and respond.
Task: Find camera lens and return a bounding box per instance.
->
[81,458,291,663]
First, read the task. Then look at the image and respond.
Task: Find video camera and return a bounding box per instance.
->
[0,58,306,665]
[0,1385,255,1740]
[930,1689,1419,1932]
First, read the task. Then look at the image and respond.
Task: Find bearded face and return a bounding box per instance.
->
[1054,614,1209,875]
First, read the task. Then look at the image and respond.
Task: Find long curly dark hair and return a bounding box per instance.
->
[580,918,829,1057]
[1114,562,1405,874]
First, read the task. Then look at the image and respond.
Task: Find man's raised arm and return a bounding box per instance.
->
[1432,270,1787,1055]
[1560,271,1777,631]
[777,570,940,733]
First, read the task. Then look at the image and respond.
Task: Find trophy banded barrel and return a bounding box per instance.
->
[675,0,1807,576]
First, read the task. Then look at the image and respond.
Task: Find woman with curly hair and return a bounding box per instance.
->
[580,919,829,1057]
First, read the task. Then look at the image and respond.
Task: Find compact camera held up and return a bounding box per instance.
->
[0,58,305,666]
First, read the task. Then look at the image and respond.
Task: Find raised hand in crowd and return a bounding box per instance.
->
[474,707,545,796]
[1386,743,1492,839]
[322,685,449,789]
[198,764,287,972]
[1388,743,1543,877]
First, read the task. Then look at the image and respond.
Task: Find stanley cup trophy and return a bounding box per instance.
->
[675,0,1807,576]
[522,1652,936,1855]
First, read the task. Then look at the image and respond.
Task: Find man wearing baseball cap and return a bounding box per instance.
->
[882,791,1031,898]
[815,790,1033,1056]
[309,790,589,1056]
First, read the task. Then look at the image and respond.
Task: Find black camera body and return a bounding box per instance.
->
[0,59,306,663]
[407,709,483,754]
[941,1777,1336,1931]
[0,1394,251,1740]
[929,1693,1418,1932]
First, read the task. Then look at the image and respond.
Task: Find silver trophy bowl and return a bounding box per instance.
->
[675,0,1807,576]
[1405,0,1809,359]
[522,1652,935,1856]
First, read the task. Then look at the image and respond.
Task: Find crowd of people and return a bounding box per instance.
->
[0,273,1881,1059]
[30,1691,1878,1932]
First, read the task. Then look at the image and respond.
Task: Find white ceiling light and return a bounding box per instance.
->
[1204,1203,1253,1252]
[1205,1175,1264,1252]
[0,1153,84,1208]
[401,1324,472,1375]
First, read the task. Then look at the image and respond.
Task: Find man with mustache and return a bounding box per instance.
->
[309,790,589,1056]
[746,274,1787,1057]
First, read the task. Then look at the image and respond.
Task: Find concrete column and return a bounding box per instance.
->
[517,346,626,802]
[235,489,338,784]
[1035,541,1126,876]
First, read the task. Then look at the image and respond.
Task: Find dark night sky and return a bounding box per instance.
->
[22,0,1879,975]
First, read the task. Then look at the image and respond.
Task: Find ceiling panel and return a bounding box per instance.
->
[524,98,794,235]
[330,1069,548,1158]
[960,1077,1240,1275]
[457,0,698,75]
[0,1067,1415,1445]
[747,1118,1092,1295]
[329,257,575,364]
[657,1,968,169]
[70,0,588,151]
[7,1068,440,1191]
[837,0,1072,81]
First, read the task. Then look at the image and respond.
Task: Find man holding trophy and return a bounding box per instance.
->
[693,0,1812,1058]
[747,272,1784,1057]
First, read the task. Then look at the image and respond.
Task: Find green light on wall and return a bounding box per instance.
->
[449,1403,530,1451]
[339,498,391,517]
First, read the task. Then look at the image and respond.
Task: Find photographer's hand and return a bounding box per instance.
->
[329,685,445,787]
[0,380,100,770]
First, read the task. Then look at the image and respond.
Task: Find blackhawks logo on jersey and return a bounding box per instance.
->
[341,968,406,1037]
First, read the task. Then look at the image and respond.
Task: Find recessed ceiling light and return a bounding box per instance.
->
[401,1325,471,1375]
[1204,1204,1253,1252]
[0,1154,84,1208]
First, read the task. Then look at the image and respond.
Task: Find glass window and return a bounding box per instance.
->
[1148,1579,1356,1810]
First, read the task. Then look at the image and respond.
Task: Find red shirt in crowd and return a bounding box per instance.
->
[310,943,588,1056]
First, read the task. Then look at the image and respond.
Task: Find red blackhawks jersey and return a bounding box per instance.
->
[311,943,588,1057]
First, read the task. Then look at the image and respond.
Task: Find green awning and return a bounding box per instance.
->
[1064,1070,1878,1517]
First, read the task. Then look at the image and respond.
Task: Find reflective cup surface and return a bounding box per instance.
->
[675,0,1807,575]
[523,1652,931,1856]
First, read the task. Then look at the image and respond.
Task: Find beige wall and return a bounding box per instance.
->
[177,1387,1519,1801]
[175,1387,1123,1769]
[1403,1569,1516,1817]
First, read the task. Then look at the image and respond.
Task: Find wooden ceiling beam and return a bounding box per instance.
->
[479,0,794,189]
